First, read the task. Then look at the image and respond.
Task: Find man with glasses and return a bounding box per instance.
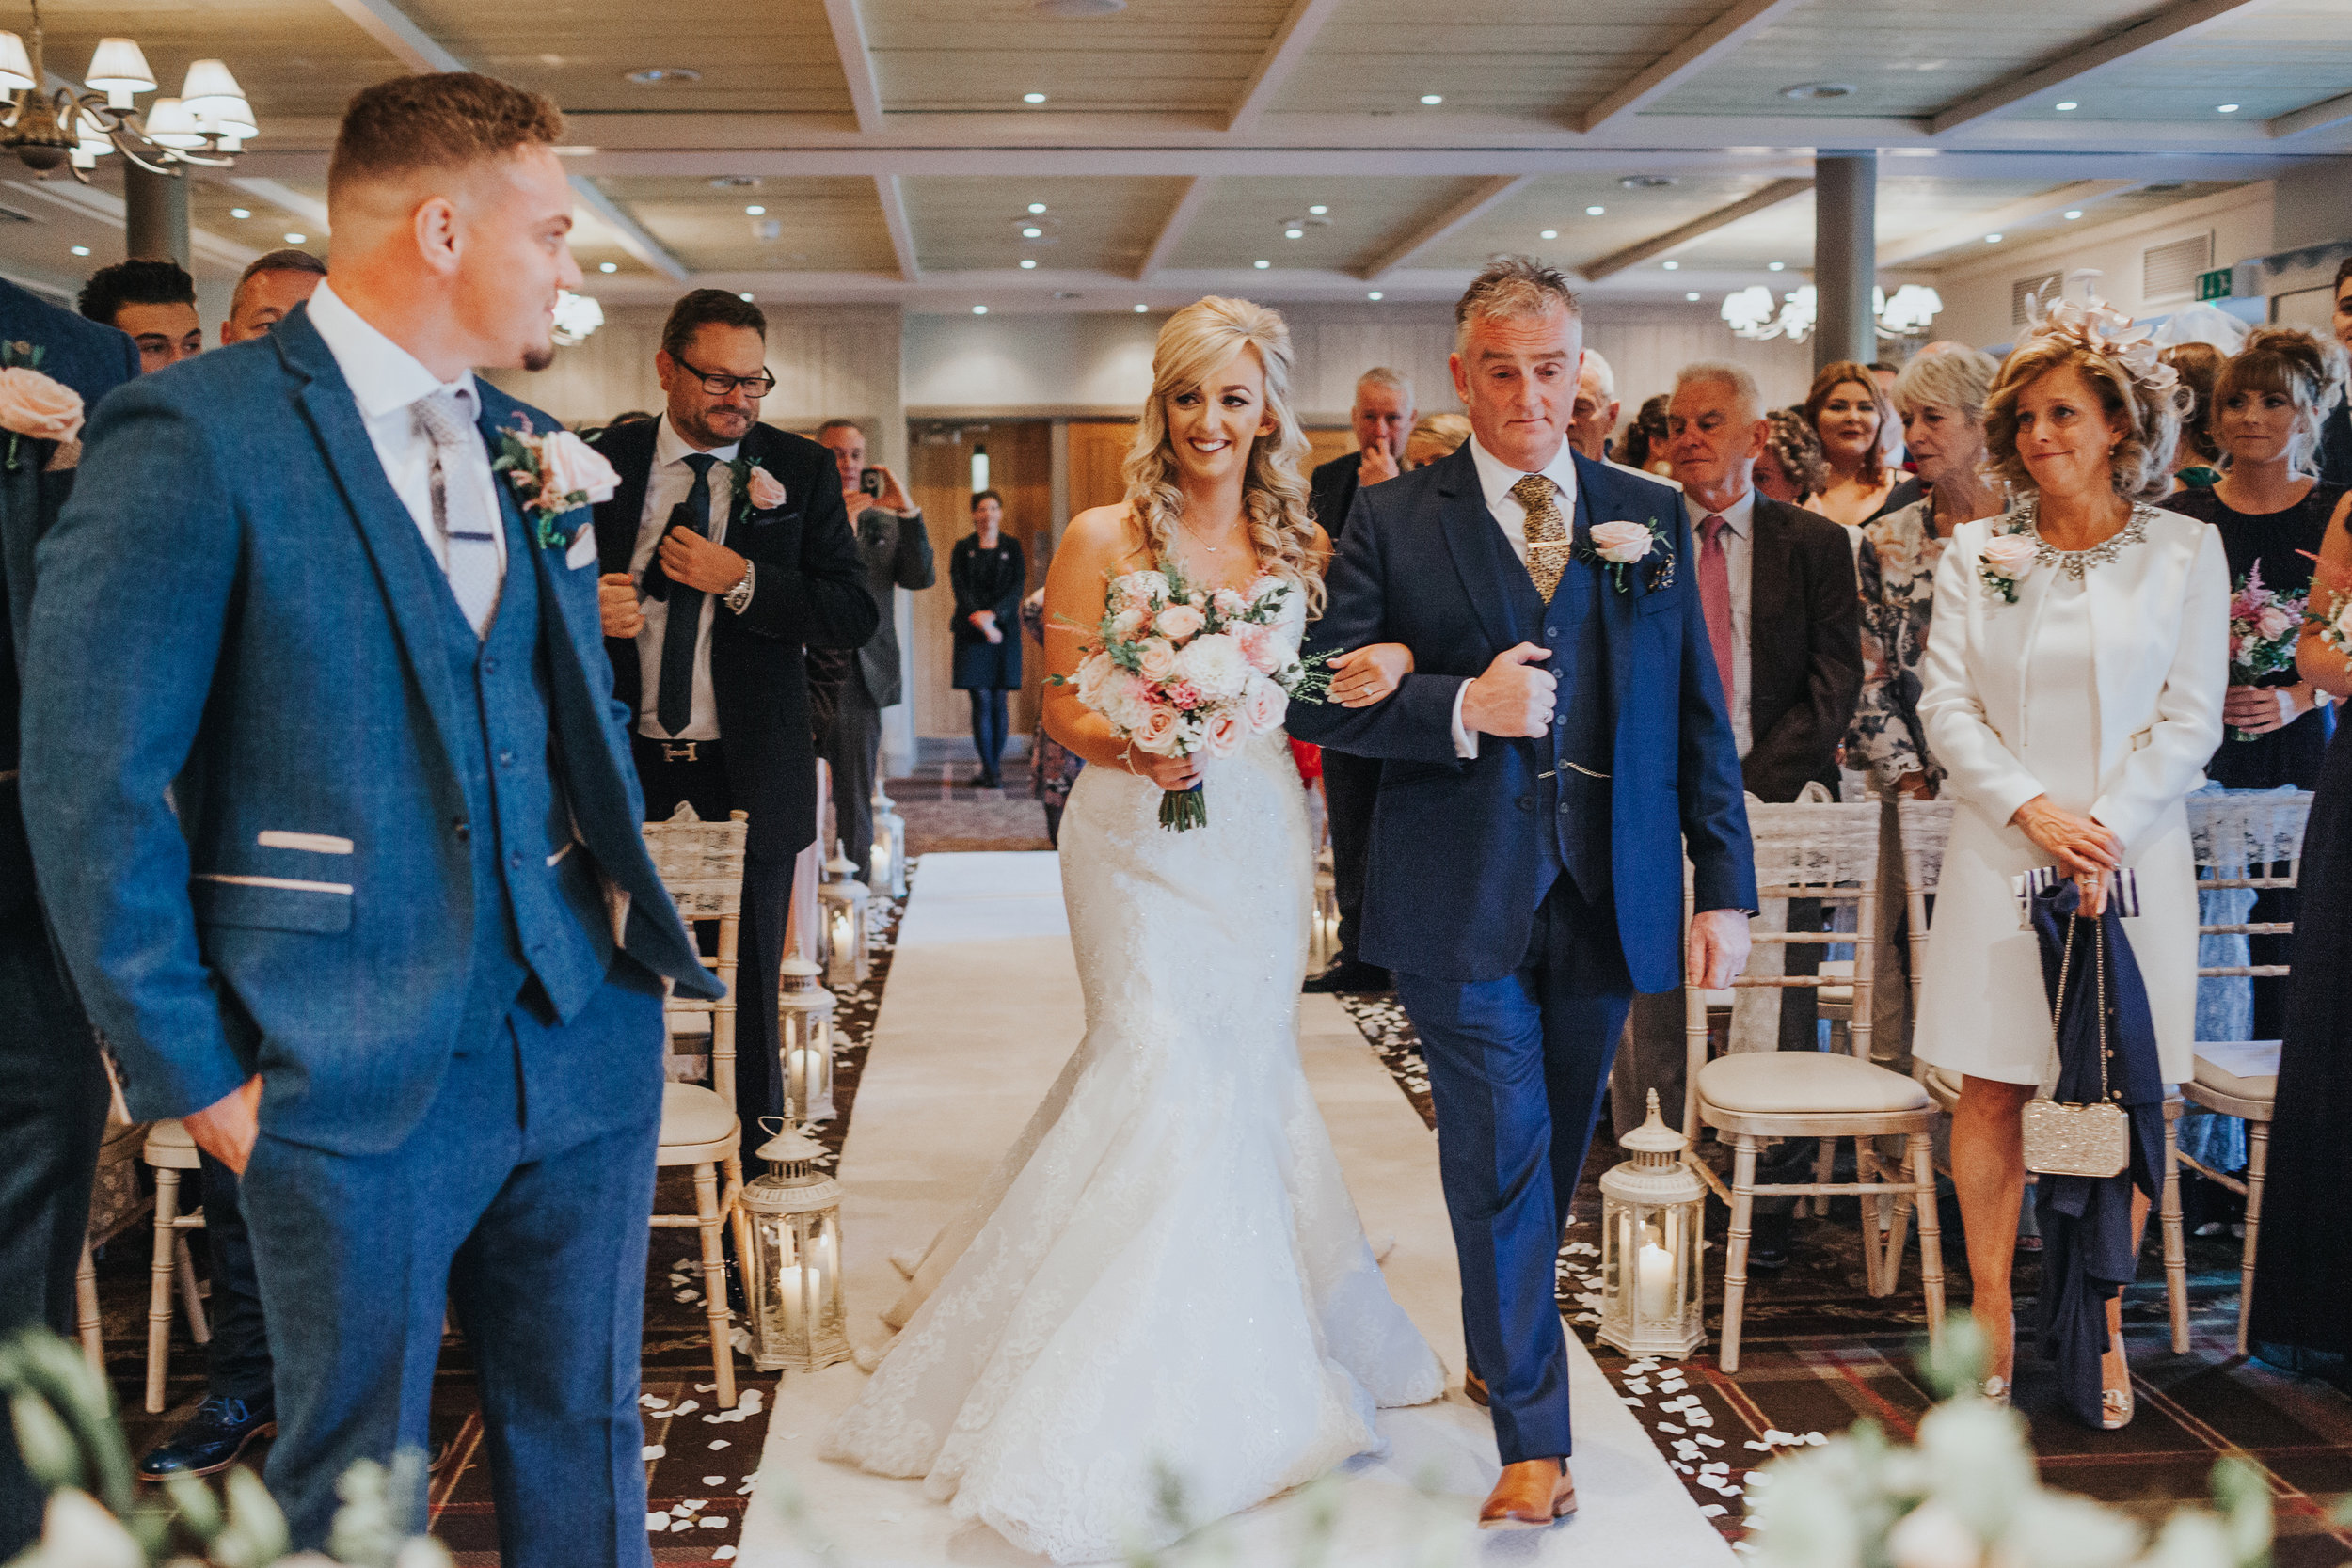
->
[589,289,876,1165]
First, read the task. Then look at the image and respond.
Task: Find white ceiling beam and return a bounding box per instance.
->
[1876,179,2146,267]
[568,178,690,282]
[1928,0,2285,136]
[1136,176,1213,281]
[5,179,261,273]
[318,0,462,71]
[1357,174,1530,282]
[1577,0,1809,135]
[2269,89,2352,140]
[821,0,886,137]
[875,174,919,281]
[1576,177,1812,281]
[1224,0,1350,136]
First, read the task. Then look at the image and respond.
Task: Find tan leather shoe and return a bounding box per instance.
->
[1478,1458,1576,1530]
[1464,1370,1489,1407]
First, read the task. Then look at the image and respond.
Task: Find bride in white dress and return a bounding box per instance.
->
[824,297,1445,1562]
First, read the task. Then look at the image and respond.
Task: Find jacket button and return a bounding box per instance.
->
[498,749,514,767]
[1558,801,1571,815]
[454,820,470,842]
[1545,626,1559,641]
[509,851,523,869]
[483,656,498,673]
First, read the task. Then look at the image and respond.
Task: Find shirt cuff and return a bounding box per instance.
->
[1450,680,1479,759]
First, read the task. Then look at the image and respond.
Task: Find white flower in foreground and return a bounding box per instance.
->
[1174,633,1247,698]
[33,1489,143,1568]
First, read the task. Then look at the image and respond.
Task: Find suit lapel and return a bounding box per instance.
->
[1574,453,1640,725]
[1434,445,1540,651]
[594,418,656,575]
[276,308,473,774]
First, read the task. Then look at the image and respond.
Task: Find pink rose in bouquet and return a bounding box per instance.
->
[1136,638,1179,682]
[1242,673,1287,733]
[1235,623,1279,674]
[1155,602,1206,641]
[1204,711,1245,758]
[1132,705,1184,754]
[1212,587,1247,617]
[2225,562,2306,738]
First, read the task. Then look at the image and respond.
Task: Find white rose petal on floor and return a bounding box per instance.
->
[731,851,1729,1567]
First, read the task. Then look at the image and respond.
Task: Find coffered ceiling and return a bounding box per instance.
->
[0,0,2343,312]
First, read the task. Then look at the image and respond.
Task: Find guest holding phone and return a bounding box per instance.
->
[951,489,1025,789]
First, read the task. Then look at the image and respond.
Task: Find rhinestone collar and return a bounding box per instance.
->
[2016,498,2155,582]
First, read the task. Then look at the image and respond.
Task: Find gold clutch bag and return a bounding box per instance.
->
[2021,911,2131,1180]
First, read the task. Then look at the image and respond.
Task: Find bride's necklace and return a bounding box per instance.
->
[1175,514,1241,555]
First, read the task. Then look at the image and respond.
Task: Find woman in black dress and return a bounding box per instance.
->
[2249,483,2352,1391]
[2165,327,2348,1037]
[949,489,1025,789]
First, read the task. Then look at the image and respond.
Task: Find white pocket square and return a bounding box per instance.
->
[566,528,598,570]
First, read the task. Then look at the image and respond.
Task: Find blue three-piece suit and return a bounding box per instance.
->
[1291,441,1755,1465]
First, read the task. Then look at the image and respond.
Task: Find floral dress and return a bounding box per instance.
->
[1850,496,1950,790]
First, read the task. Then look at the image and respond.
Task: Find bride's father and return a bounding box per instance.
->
[21,74,719,1562]
[1291,257,1754,1529]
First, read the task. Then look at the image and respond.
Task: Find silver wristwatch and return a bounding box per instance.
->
[723,562,755,615]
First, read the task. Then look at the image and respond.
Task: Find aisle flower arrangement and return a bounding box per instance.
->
[2225,564,2303,740]
[1053,560,1330,832]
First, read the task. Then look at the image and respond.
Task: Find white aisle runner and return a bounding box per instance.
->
[734,851,1730,1568]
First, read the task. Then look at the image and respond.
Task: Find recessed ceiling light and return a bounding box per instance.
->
[1662,261,1678,270]
[1284,227,1303,238]
[2055,101,2078,111]
[1685,291,1701,301]
[973,305,989,314]
[1366,291,1383,300]
[599,261,618,273]
[1253,259,1270,269]
[744,204,765,215]
[2217,103,2240,113]
[1419,94,1442,105]
[1984,232,2003,243]
[1033,0,1126,14]
[1134,303,1148,312]
[1781,81,1855,100]
[2064,209,2084,220]
[626,66,700,85]
[1020,259,1037,269]
[229,207,250,219]
[1027,202,1048,214]
[69,245,87,256]
[1022,226,1042,237]
[285,232,306,244]
[1308,204,1327,215]
[739,292,755,302]
[1539,229,1558,240]
[1768,261,1786,271]
[1586,205,1605,215]
[1023,91,1047,103]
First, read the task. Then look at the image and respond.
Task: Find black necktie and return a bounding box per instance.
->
[657,452,718,736]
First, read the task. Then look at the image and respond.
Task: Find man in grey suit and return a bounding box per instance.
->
[22,74,719,1562]
[815,418,932,877]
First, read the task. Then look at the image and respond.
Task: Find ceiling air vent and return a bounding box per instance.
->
[2142,231,2213,304]
[2011,270,2061,326]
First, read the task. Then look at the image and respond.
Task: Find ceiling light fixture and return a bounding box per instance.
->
[973,305,989,314]
[68,244,86,255]
[551,290,603,345]
[1768,261,1786,272]
[1661,260,1678,270]
[1539,229,1558,240]
[1418,93,1441,105]
[1134,303,1148,312]
[744,204,765,215]
[1022,91,1047,103]
[229,206,249,218]
[1780,81,1855,100]
[1022,225,1042,237]
[1366,291,1383,300]
[1308,204,1327,214]
[1020,259,1037,268]
[1685,291,1701,301]
[0,27,262,181]
[1253,259,1270,269]
[1586,205,1605,215]
[1984,232,2002,243]
[599,261,618,273]
[625,67,699,85]
[284,231,305,244]
[2217,103,2239,113]
[2055,101,2078,111]
[1028,202,1047,214]
[2064,209,2084,220]
[739,292,754,302]
[1285,227,1303,238]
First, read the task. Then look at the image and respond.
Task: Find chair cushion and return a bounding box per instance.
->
[658,1083,738,1148]
[2193,1041,2279,1105]
[1698,1051,1931,1116]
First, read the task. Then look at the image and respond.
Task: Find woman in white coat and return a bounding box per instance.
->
[1915,309,2228,1425]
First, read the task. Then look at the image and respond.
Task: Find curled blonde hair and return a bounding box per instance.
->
[1982,336,2186,504]
[1121,296,1322,613]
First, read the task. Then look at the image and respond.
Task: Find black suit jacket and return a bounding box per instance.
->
[2319,403,2352,489]
[848,503,935,706]
[1309,451,1366,539]
[589,418,879,861]
[1741,496,1863,802]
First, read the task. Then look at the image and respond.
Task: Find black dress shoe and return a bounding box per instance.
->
[1745,1211,1793,1273]
[1302,958,1391,994]
[138,1396,276,1480]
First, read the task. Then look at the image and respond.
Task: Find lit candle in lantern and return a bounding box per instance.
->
[777,1262,805,1337]
[1637,1238,1674,1323]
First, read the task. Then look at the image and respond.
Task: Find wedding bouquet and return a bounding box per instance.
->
[1054,560,1330,832]
[2225,563,2303,741]
[2310,552,2352,663]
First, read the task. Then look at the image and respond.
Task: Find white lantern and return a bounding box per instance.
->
[869,786,909,899]
[776,955,836,1124]
[1597,1090,1707,1359]
[739,1121,850,1372]
[817,840,870,988]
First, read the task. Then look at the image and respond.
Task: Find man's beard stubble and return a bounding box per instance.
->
[521,343,556,373]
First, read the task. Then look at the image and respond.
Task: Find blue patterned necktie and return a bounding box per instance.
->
[657,452,719,736]
[409,387,502,638]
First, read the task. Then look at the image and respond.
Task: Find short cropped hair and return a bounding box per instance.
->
[77,259,194,327]
[327,71,564,202]
[1354,366,1413,406]
[816,418,864,439]
[230,247,326,315]
[1454,256,1580,356]
[971,489,1004,512]
[1982,335,2186,503]
[1893,346,1998,424]
[660,289,767,360]
[1674,360,1763,421]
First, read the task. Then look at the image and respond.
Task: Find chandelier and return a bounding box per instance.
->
[0,3,256,181]
[1721,283,1942,343]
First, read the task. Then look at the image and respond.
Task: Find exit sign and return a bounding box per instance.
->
[2196,267,2234,301]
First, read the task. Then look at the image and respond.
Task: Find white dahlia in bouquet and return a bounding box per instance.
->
[1055,559,1331,831]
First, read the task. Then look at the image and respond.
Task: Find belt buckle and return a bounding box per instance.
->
[661,741,699,764]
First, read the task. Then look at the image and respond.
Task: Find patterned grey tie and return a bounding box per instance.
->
[410,387,502,638]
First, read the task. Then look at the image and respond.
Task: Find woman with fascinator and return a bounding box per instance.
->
[1912,295,2227,1426]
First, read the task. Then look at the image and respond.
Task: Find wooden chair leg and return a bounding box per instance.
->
[1807,1137,1836,1221]
[76,1243,103,1377]
[146,1168,182,1414]
[1878,1148,1915,1300]
[2160,1102,2190,1354]
[2237,1118,2270,1358]
[723,1154,754,1285]
[175,1233,210,1345]
[1911,1132,1946,1350]
[1721,1135,1759,1374]
[692,1164,738,1411]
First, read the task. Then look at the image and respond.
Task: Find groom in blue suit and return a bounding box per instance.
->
[21,75,720,1563]
[1291,258,1755,1528]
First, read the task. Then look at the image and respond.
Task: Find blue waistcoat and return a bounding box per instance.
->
[1534,537,1612,909]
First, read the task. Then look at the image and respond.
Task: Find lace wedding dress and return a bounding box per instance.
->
[825,581,1444,1563]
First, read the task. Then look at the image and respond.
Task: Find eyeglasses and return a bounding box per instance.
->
[672,353,776,398]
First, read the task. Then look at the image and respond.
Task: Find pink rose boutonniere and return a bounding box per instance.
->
[0,342,83,472]
[1979,530,2038,605]
[745,464,787,511]
[1576,516,1676,593]
[493,416,619,549]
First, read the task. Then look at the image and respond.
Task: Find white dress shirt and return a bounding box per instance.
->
[1451,436,1581,757]
[1684,486,1756,760]
[631,417,740,741]
[306,280,507,584]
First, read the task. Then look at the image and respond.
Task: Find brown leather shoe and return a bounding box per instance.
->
[1478,1458,1576,1530]
[1464,1370,1489,1407]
